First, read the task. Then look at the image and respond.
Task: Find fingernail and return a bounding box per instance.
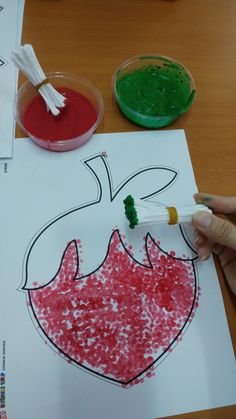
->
[192,211,212,229]
[197,246,211,261]
[198,253,210,261]
[200,196,213,202]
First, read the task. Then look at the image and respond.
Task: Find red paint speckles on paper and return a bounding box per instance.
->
[29,230,198,386]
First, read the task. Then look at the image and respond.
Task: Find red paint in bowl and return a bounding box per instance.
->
[15,72,104,152]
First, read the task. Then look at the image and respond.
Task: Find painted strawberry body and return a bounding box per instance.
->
[29,230,197,385]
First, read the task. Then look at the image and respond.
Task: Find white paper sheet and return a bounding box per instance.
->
[0,0,25,159]
[0,131,235,419]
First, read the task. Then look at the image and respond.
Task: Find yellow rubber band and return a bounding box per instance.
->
[35,78,49,90]
[167,207,178,225]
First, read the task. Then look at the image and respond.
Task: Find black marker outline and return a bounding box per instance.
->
[22,152,198,386]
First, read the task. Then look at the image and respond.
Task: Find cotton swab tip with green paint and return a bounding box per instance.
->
[123,195,212,229]
[123,195,139,229]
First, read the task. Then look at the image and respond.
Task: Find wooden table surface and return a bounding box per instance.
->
[17,1,236,417]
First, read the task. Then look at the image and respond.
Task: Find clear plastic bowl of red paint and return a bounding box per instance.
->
[14,72,104,151]
[112,54,196,128]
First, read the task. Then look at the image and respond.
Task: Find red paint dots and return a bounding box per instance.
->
[29,230,199,385]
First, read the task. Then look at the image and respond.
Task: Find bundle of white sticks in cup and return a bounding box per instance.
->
[11,43,66,116]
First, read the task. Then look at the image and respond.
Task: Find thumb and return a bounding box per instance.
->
[192,211,236,251]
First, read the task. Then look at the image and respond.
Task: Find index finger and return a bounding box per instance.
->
[194,193,236,215]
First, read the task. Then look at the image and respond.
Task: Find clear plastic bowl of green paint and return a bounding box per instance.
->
[14,72,104,152]
[112,55,196,128]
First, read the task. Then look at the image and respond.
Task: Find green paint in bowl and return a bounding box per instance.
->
[112,55,196,128]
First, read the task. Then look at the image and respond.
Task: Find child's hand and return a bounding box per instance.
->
[192,193,236,296]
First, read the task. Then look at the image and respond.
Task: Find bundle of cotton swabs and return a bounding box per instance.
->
[123,195,212,229]
[11,44,66,116]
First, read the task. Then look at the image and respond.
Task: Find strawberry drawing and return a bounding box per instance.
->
[23,153,199,386]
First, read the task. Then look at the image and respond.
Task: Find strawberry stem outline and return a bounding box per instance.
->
[22,153,179,290]
[83,154,179,202]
